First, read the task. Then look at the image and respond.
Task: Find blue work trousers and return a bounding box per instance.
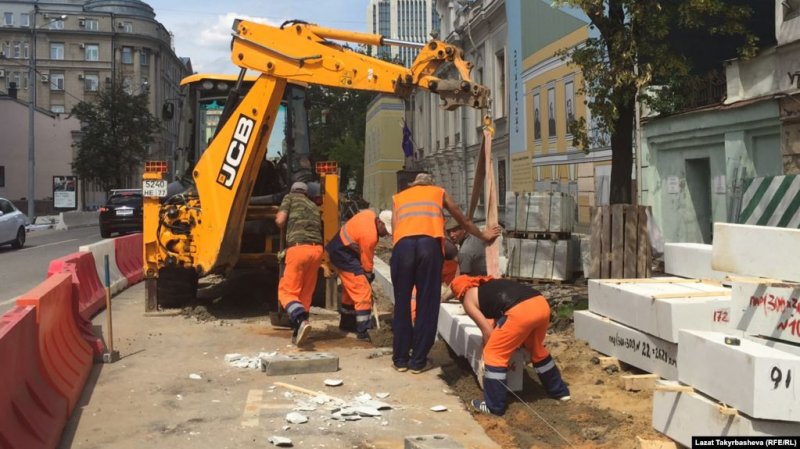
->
[390,236,443,370]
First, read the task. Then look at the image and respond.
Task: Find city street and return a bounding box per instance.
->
[0,226,103,314]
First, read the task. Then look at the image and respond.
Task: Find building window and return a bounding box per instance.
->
[121,46,132,64]
[121,21,133,32]
[547,86,556,139]
[532,90,541,141]
[50,43,64,60]
[49,19,65,30]
[84,73,99,91]
[85,44,99,61]
[50,72,64,91]
[564,78,575,136]
[498,160,506,206]
[140,48,149,66]
[20,13,29,27]
[22,41,28,59]
[20,71,28,89]
[494,50,506,118]
[85,19,98,31]
[51,105,65,114]
[122,76,132,94]
[0,166,4,187]
[10,71,21,90]
[12,41,21,58]
[3,12,13,26]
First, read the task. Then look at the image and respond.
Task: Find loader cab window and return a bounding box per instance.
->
[266,104,287,161]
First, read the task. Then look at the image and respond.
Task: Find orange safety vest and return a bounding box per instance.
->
[338,209,378,272]
[392,185,446,245]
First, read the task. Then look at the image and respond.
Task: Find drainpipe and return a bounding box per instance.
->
[461,102,469,209]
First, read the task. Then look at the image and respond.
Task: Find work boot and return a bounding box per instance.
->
[294,320,312,346]
[339,304,357,332]
[470,399,494,415]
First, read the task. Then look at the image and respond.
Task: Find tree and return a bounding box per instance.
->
[555,0,758,204]
[71,81,161,191]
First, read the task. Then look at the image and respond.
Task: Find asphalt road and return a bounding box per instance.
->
[0,226,103,315]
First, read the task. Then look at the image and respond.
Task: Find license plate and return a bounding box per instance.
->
[116,209,133,216]
[143,179,168,197]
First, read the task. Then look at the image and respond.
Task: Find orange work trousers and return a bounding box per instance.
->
[339,270,373,312]
[484,295,551,368]
[278,244,323,312]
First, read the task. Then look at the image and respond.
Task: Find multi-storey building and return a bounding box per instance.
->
[363,95,406,211]
[0,0,190,209]
[366,0,440,67]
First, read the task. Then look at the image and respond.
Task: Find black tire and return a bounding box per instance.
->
[100,228,112,239]
[10,227,25,249]
[157,267,199,308]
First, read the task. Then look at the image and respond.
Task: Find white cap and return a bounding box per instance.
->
[378,210,392,235]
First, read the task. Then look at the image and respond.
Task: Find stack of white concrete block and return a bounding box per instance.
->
[575,278,733,380]
[663,242,732,281]
[506,238,572,281]
[651,223,800,444]
[504,192,575,233]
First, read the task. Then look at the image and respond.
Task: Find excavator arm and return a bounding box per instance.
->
[148,19,490,281]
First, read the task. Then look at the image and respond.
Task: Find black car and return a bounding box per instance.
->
[99,189,143,238]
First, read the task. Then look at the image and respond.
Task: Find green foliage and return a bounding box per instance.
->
[553,0,757,203]
[306,85,377,194]
[71,81,160,191]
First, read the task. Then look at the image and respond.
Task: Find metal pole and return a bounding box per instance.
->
[27,6,37,220]
[382,37,426,48]
[104,254,114,353]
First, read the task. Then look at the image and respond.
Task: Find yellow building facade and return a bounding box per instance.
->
[519,26,611,226]
[363,95,406,211]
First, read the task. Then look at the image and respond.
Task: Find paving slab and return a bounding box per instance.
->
[712,223,800,282]
[438,302,526,391]
[588,278,732,343]
[373,257,394,303]
[731,281,800,344]
[653,380,800,446]
[404,434,464,449]
[664,243,731,281]
[261,352,339,376]
[677,329,800,421]
[574,310,678,380]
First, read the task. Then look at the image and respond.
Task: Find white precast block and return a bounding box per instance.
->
[712,223,800,282]
[438,302,525,391]
[372,257,394,304]
[574,311,678,380]
[747,335,800,357]
[731,281,800,345]
[588,279,732,343]
[677,329,800,421]
[664,243,731,281]
[653,380,800,446]
[80,239,127,294]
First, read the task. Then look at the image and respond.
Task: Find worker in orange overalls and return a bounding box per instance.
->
[451,275,570,415]
[390,173,501,373]
[325,209,391,340]
[275,182,323,346]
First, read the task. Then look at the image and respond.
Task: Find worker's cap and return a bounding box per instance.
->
[290,182,308,193]
[378,210,393,235]
[409,173,434,187]
[445,217,461,231]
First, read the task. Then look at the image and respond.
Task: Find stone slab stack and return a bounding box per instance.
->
[504,192,575,233]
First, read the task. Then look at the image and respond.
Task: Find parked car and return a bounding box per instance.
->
[0,197,28,249]
[99,189,143,238]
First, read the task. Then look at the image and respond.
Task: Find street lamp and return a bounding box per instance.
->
[27,10,67,219]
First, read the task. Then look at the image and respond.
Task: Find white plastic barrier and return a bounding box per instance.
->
[79,239,128,294]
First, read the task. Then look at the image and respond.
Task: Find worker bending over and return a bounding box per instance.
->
[326,209,391,340]
[390,173,501,373]
[275,182,323,346]
[450,275,570,415]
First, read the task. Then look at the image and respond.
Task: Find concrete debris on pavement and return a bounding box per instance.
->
[267,435,293,447]
[323,378,343,386]
[285,412,309,424]
[430,405,448,412]
[224,352,277,370]
[189,373,202,380]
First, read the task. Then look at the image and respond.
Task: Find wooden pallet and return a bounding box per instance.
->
[589,205,651,279]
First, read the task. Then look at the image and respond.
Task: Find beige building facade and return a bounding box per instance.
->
[363,95,406,211]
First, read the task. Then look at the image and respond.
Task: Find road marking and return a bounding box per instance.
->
[19,238,79,252]
[241,389,264,428]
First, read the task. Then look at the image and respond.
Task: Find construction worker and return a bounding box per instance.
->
[450,274,570,416]
[326,209,391,340]
[410,238,459,324]
[390,173,501,373]
[275,181,323,346]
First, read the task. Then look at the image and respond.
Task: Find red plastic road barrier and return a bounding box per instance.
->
[17,273,93,414]
[0,306,69,449]
[114,233,144,284]
[47,251,105,321]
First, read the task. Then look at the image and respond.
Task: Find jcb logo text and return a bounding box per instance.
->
[217,115,254,189]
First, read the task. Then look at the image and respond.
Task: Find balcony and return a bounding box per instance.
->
[681,70,727,111]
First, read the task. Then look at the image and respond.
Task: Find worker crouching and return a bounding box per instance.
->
[450,275,570,416]
[275,182,324,346]
[326,209,391,340]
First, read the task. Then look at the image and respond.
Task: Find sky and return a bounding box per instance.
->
[145,0,370,74]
